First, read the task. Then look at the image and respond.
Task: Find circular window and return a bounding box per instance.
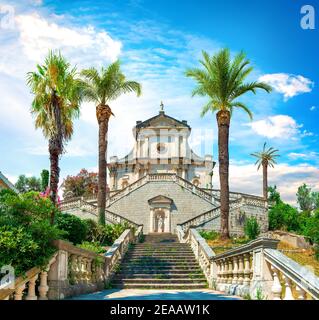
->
[157,143,167,154]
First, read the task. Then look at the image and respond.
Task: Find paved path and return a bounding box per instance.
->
[70,289,240,300]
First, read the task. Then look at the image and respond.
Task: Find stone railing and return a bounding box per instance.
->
[263,248,319,300]
[0,254,58,300]
[210,189,267,208]
[108,173,213,206]
[60,198,141,229]
[176,229,319,300]
[177,226,215,282]
[0,226,143,300]
[178,199,243,232]
[211,238,319,300]
[104,226,143,280]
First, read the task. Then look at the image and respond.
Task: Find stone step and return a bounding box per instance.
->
[119,267,203,272]
[125,253,195,258]
[124,256,196,262]
[112,283,208,289]
[113,274,206,279]
[120,261,200,266]
[113,278,207,284]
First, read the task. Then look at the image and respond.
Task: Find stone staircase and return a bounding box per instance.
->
[111,233,207,289]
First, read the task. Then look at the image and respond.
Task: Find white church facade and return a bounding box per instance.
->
[62,107,269,235]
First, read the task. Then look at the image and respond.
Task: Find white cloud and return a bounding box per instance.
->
[247,115,301,139]
[15,13,122,63]
[213,162,319,204]
[310,106,316,111]
[288,152,319,161]
[258,73,313,100]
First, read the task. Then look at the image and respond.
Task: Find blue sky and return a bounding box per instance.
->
[0,0,318,203]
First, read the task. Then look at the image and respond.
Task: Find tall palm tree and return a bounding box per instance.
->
[186,49,272,239]
[27,51,82,224]
[251,143,280,200]
[80,61,141,225]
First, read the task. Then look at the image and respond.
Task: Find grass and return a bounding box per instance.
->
[207,236,250,254]
[208,235,319,277]
[277,241,319,277]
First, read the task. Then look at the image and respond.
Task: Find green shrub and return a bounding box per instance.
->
[55,212,88,245]
[0,191,64,275]
[268,201,299,231]
[244,217,260,240]
[84,220,131,246]
[77,241,105,254]
[199,230,219,240]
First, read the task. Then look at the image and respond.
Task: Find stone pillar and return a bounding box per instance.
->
[164,209,170,233]
[47,250,69,300]
[149,209,154,233]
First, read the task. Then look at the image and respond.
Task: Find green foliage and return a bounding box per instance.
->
[256,287,267,300]
[84,219,130,246]
[268,186,281,206]
[0,190,63,275]
[199,230,219,240]
[55,212,88,245]
[40,169,49,191]
[77,241,105,254]
[299,210,319,245]
[244,217,260,240]
[268,201,299,232]
[297,184,314,212]
[15,175,42,193]
[62,169,98,199]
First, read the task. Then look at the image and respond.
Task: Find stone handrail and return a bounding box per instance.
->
[0,226,143,300]
[108,173,213,206]
[178,198,244,232]
[60,198,141,229]
[211,237,319,300]
[0,254,58,300]
[177,227,215,282]
[210,189,267,208]
[263,248,319,300]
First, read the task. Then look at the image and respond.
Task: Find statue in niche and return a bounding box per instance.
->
[157,214,164,232]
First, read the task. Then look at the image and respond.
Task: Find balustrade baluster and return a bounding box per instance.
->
[237,255,244,284]
[283,275,294,300]
[38,271,49,300]
[296,286,306,300]
[14,284,26,300]
[25,275,38,300]
[270,266,282,300]
[227,259,233,284]
[243,254,251,285]
[232,257,238,284]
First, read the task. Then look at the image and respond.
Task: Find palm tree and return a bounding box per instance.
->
[27,51,82,224]
[80,61,141,225]
[251,143,280,200]
[186,49,272,239]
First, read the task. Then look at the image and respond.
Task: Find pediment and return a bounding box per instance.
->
[148,195,173,205]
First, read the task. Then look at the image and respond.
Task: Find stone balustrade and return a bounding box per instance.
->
[60,198,141,229]
[177,227,215,282]
[176,227,319,300]
[0,226,143,300]
[0,254,57,300]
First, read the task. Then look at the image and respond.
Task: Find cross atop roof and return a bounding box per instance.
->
[160,101,164,112]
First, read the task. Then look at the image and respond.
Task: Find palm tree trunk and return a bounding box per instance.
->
[217,110,230,240]
[49,138,60,224]
[96,104,112,225]
[262,161,268,200]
